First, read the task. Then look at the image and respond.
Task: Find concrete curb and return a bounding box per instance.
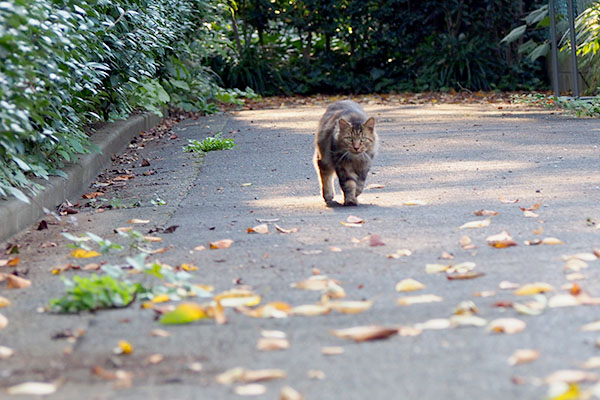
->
[0,112,162,243]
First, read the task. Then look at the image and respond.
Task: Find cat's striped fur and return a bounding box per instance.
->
[313,100,377,206]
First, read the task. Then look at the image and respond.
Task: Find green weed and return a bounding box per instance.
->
[183,133,236,153]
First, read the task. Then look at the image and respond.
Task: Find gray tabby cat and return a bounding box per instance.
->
[313,100,377,206]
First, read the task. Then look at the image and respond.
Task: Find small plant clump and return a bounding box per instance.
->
[49,274,141,313]
[512,93,600,118]
[184,133,236,153]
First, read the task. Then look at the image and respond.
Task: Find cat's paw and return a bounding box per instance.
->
[344,198,358,206]
[323,193,334,202]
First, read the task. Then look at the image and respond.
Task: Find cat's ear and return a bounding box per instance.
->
[338,118,351,133]
[363,117,375,132]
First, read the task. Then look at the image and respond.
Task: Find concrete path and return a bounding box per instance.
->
[2,101,600,399]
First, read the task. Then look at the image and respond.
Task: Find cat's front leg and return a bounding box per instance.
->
[338,173,358,206]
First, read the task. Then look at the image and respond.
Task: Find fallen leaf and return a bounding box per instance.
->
[564,258,588,272]
[145,354,163,365]
[397,326,423,336]
[327,300,373,314]
[330,325,397,342]
[542,237,564,245]
[563,253,597,262]
[439,251,454,260]
[5,274,31,289]
[128,218,150,224]
[261,330,286,339]
[499,281,520,290]
[415,318,452,330]
[217,368,286,384]
[238,302,291,318]
[548,294,580,308]
[241,182,252,187]
[247,224,269,234]
[450,315,487,327]
[0,313,7,329]
[307,370,326,380]
[508,349,540,365]
[210,239,234,249]
[346,215,364,224]
[473,209,499,216]
[533,227,543,235]
[453,300,479,315]
[71,248,101,258]
[143,236,162,242]
[280,386,304,400]
[300,249,323,255]
[291,276,340,291]
[329,246,343,252]
[459,219,491,229]
[523,210,539,218]
[566,272,586,281]
[447,271,484,280]
[425,263,450,274]
[395,278,425,292]
[369,234,385,247]
[256,218,279,223]
[321,346,344,355]
[115,340,133,355]
[82,192,104,199]
[159,302,208,325]
[545,370,598,384]
[50,262,80,275]
[150,329,171,337]
[397,294,443,306]
[366,183,385,190]
[215,289,261,307]
[581,321,600,332]
[180,263,198,272]
[582,357,600,369]
[514,282,554,296]
[257,338,289,351]
[473,290,496,297]
[0,345,13,359]
[36,220,48,230]
[499,197,519,204]
[274,224,298,234]
[6,382,58,396]
[446,262,476,274]
[292,304,331,316]
[234,384,267,396]
[488,318,526,334]
[387,249,412,258]
[193,245,206,251]
[403,200,427,206]
[486,231,517,248]
[0,296,11,308]
[460,235,477,250]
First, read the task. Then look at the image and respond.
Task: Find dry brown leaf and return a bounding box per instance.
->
[143,236,162,242]
[524,239,542,246]
[395,278,425,292]
[533,227,543,235]
[234,384,267,396]
[473,209,499,216]
[514,282,554,296]
[50,262,80,275]
[488,318,526,334]
[397,294,443,306]
[292,304,331,316]
[238,302,291,318]
[280,386,304,400]
[523,210,539,218]
[446,262,476,274]
[327,300,373,314]
[508,349,540,366]
[330,325,397,342]
[321,346,344,355]
[209,239,234,249]
[5,274,31,289]
[486,231,517,248]
[83,263,101,271]
[440,251,454,260]
[274,224,298,234]
[369,234,385,247]
[0,313,7,329]
[447,271,484,280]
[459,219,491,229]
[257,338,290,351]
[366,183,385,190]
[247,223,269,234]
[82,191,104,199]
[545,370,598,384]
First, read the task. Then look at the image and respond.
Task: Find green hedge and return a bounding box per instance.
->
[0,0,231,201]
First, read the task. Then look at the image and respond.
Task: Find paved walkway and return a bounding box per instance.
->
[2,102,600,399]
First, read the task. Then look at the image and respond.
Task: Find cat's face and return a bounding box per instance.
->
[338,117,376,154]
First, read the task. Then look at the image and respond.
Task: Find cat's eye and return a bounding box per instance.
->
[360,138,366,142]
[345,137,352,141]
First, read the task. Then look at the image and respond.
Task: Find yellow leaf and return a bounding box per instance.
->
[159,302,208,325]
[71,248,101,258]
[151,294,170,303]
[403,200,427,206]
[548,383,579,400]
[181,263,198,271]
[118,340,133,355]
[238,302,291,318]
[425,263,450,274]
[514,282,554,296]
[0,296,11,308]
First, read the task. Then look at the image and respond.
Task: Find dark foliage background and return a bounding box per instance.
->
[214,0,548,95]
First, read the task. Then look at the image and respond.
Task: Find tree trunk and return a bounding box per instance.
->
[231,10,242,53]
[325,33,331,53]
[303,31,312,65]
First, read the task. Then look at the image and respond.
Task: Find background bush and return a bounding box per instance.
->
[0,0,234,201]
[212,0,548,95]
